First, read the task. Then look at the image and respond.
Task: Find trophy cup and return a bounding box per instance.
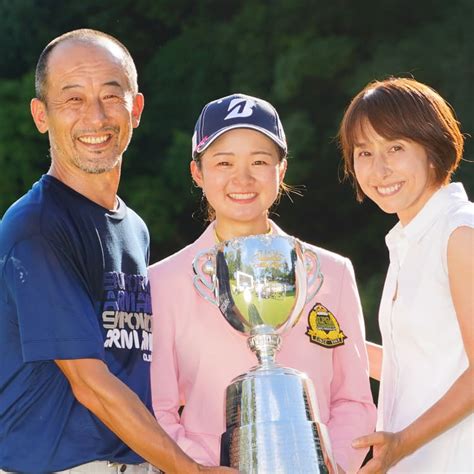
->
[193,234,336,474]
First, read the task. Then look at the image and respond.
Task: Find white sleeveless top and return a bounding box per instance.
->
[377,183,474,472]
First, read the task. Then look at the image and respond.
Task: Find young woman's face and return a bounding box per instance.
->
[191,128,287,237]
[353,121,438,225]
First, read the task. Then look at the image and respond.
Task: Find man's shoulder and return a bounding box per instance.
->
[1,182,45,247]
[121,202,149,236]
[0,177,77,253]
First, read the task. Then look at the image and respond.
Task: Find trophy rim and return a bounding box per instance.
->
[216,232,300,250]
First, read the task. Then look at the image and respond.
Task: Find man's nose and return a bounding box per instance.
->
[83,99,107,127]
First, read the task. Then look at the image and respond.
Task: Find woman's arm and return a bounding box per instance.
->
[353,226,474,473]
[365,341,382,381]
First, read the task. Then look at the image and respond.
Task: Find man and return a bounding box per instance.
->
[0,29,235,474]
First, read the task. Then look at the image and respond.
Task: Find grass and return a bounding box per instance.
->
[231,291,296,327]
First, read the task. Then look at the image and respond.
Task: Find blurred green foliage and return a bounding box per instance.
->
[1,0,472,344]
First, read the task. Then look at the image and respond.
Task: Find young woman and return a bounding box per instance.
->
[339,78,473,472]
[149,93,376,473]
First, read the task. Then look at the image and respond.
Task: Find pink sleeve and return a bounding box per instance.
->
[149,268,216,466]
[328,259,377,472]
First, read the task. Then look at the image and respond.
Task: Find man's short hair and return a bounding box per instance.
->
[35,28,138,102]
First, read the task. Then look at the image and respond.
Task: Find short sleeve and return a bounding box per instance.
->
[447,203,474,235]
[4,235,105,362]
[441,203,474,272]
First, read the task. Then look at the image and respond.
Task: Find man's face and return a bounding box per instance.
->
[31,39,144,175]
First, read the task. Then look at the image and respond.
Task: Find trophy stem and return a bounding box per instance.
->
[248,334,282,367]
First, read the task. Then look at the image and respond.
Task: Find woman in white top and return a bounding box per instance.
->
[338,77,473,472]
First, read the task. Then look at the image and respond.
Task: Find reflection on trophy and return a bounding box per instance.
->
[193,234,336,473]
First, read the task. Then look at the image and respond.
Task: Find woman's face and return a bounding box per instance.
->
[353,121,438,226]
[191,128,287,238]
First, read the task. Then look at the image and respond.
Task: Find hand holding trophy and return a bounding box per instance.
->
[193,234,336,473]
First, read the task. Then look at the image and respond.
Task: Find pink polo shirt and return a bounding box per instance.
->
[149,221,376,472]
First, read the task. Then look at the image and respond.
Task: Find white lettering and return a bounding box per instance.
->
[121,329,134,349]
[102,311,152,331]
[104,328,121,348]
[133,330,140,348]
[141,331,151,351]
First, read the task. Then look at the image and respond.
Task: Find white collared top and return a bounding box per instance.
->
[377,182,474,472]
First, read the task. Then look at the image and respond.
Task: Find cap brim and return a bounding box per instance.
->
[194,124,287,158]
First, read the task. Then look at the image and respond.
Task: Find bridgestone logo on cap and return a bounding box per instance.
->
[224,99,256,120]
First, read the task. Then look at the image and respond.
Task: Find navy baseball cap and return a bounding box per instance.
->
[192,93,287,159]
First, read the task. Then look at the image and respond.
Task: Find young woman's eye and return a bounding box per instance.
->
[217,161,231,167]
[357,151,371,158]
[253,160,268,166]
[391,145,403,152]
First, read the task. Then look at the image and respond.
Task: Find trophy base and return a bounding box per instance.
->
[220,366,335,474]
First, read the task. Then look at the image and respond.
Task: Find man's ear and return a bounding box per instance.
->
[30,98,49,134]
[131,93,145,128]
[190,160,204,188]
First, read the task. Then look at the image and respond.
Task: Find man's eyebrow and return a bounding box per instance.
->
[103,80,123,88]
[61,84,82,91]
[61,81,123,92]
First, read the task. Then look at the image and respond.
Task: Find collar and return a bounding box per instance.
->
[193,219,288,250]
[213,224,274,243]
[42,174,127,220]
[385,182,468,252]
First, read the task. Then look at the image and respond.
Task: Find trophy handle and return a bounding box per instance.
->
[192,249,219,306]
[303,248,324,303]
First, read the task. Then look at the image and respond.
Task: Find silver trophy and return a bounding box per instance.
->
[193,234,336,474]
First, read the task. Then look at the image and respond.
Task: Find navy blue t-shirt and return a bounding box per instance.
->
[0,175,153,473]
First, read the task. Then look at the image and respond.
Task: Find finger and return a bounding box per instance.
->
[352,431,386,449]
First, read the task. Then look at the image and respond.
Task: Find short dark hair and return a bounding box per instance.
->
[338,77,464,201]
[35,28,138,102]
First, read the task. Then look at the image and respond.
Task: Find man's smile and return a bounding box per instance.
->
[77,134,111,145]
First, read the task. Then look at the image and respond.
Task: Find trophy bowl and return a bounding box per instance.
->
[193,234,335,473]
